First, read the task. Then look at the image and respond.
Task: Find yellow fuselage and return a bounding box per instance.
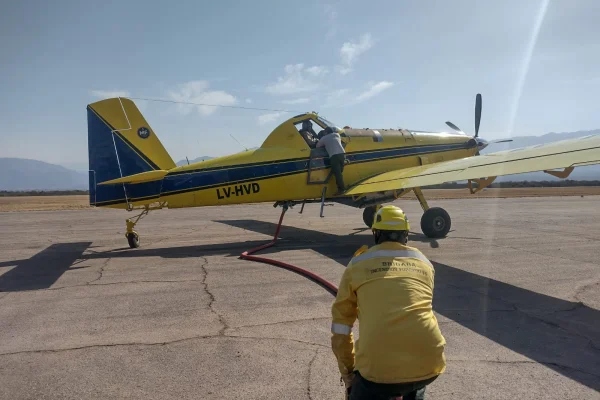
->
[157,124,477,209]
[96,113,477,208]
[87,100,477,211]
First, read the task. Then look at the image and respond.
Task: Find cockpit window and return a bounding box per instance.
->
[295,119,324,148]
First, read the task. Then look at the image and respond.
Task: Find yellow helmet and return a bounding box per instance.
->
[371,205,410,231]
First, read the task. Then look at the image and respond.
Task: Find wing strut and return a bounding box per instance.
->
[413,188,430,211]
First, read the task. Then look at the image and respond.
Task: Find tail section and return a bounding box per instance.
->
[87,97,176,208]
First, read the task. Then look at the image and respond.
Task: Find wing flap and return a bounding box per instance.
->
[345,135,600,195]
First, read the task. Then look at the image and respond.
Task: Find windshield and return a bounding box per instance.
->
[317,116,337,128]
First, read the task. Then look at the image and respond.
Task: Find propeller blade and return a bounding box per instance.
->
[445,121,465,134]
[493,139,513,144]
[475,93,482,138]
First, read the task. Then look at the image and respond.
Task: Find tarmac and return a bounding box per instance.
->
[0,196,599,399]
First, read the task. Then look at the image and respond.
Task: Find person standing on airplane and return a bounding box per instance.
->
[316,126,346,195]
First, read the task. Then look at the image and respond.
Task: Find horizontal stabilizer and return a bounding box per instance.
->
[98,170,168,185]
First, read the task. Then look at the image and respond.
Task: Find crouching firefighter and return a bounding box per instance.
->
[330,205,446,400]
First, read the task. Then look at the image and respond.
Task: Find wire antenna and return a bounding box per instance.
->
[230,134,249,151]
[125,96,303,114]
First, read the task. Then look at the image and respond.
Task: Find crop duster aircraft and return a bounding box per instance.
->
[87,95,600,248]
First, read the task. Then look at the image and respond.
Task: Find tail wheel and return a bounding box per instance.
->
[421,207,451,238]
[126,232,140,248]
[363,206,377,228]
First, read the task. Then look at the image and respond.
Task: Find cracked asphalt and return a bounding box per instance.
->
[0,196,599,399]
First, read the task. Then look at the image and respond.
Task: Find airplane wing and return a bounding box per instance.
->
[345,134,600,195]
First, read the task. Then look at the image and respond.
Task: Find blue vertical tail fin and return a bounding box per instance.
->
[87,98,175,208]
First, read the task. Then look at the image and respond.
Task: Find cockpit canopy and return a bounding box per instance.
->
[260,112,342,150]
[293,114,341,148]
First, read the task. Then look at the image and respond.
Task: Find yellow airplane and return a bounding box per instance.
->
[87,96,600,248]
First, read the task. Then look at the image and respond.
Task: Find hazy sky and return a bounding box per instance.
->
[1,0,599,168]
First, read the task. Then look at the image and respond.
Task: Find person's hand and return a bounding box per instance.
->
[341,371,356,389]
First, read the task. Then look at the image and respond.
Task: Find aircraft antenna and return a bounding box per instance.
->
[125,96,304,114]
[230,134,249,151]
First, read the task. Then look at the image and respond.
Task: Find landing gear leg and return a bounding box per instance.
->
[414,188,451,238]
[125,207,150,249]
[320,187,327,218]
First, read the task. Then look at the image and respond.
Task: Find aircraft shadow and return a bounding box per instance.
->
[213,219,444,264]
[2,223,598,390]
[213,219,600,390]
[0,242,92,292]
[88,240,271,260]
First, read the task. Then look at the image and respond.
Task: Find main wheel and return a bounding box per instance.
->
[363,206,377,228]
[421,207,451,238]
[126,232,140,248]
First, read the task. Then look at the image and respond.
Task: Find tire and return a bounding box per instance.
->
[363,206,377,228]
[126,232,140,248]
[420,207,451,238]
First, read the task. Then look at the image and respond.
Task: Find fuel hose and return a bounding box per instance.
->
[239,207,339,296]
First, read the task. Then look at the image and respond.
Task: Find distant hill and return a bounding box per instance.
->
[175,147,259,166]
[59,162,89,173]
[480,129,600,181]
[176,156,214,167]
[0,158,88,191]
[486,129,600,149]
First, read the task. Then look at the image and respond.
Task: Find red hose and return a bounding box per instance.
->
[240,208,339,296]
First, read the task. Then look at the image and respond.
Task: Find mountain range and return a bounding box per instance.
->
[0,158,89,191]
[480,129,600,181]
[1,130,598,190]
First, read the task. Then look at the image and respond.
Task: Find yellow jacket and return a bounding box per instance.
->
[331,241,446,384]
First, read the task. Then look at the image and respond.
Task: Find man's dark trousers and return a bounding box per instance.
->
[330,153,346,193]
[349,371,438,400]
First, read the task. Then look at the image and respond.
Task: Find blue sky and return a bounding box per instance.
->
[1,0,599,169]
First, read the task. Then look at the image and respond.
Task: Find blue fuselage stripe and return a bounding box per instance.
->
[158,142,471,198]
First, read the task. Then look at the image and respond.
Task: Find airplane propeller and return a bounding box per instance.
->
[445,93,513,153]
[445,121,465,135]
[475,93,482,138]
